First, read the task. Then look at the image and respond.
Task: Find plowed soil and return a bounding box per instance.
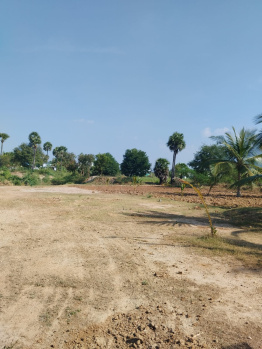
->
[0,185,261,349]
[78,183,262,208]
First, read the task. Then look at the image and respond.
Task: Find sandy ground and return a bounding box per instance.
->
[0,185,261,349]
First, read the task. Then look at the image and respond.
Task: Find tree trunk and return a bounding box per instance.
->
[32,146,36,169]
[236,171,241,197]
[0,141,3,155]
[171,151,177,184]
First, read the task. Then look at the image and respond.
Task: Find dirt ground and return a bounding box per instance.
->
[0,185,261,349]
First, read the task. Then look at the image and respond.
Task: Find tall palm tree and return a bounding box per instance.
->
[29,132,42,169]
[53,146,67,170]
[167,132,186,183]
[254,113,262,145]
[0,133,10,155]
[211,127,262,197]
[43,142,53,157]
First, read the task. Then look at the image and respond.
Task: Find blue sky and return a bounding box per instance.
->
[1,1,262,167]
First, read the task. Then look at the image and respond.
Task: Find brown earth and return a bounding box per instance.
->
[0,185,261,349]
[77,183,262,208]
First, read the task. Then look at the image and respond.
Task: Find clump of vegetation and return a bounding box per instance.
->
[154,158,170,184]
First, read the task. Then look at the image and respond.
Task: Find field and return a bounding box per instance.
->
[0,184,261,349]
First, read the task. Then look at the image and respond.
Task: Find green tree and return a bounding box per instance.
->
[92,153,119,176]
[52,146,68,170]
[120,149,151,177]
[175,163,192,178]
[13,143,47,168]
[211,127,262,197]
[43,142,53,157]
[78,153,95,177]
[29,132,42,169]
[188,145,228,175]
[0,133,10,155]
[154,158,170,184]
[64,152,78,172]
[0,152,14,168]
[167,132,186,183]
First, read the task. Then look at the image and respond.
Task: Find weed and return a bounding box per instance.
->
[176,178,217,236]
[73,296,83,301]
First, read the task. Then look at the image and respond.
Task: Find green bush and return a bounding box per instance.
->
[189,172,211,186]
[38,167,55,175]
[42,175,51,184]
[51,173,85,185]
[10,175,23,185]
[22,173,41,186]
[0,168,12,180]
[51,176,67,185]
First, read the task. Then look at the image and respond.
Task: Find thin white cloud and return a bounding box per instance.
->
[213,127,229,135]
[202,127,212,137]
[202,127,229,138]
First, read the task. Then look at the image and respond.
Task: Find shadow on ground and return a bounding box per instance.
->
[222,343,253,349]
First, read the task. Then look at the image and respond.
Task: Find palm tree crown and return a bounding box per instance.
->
[211,127,262,197]
[29,132,41,169]
[167,132,186,182]
[0,133,10,155]
[254,113,262,145]
[43,142,53,156]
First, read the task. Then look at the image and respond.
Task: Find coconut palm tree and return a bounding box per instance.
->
[0,133,10,155]
[43,142,53,157]
[254,113,262,145]
[167,132,186,183]
[211,127,262,197]
[29,132,42,169]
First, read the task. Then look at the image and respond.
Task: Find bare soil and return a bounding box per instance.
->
[0,185,261,349]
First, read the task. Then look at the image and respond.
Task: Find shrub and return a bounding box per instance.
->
[22,173,41,186]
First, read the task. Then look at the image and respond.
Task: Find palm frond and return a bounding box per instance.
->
[230,174,262,188]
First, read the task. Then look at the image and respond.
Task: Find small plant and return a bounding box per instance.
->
[175,178,217,236]
[132,176,142,185]
[142,280,148,285]
[180,183,186,196]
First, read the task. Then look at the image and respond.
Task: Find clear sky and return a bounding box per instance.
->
[1,1,262,167]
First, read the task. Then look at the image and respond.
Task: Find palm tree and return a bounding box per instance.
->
[0,133,10,155]
[43,142,53,157]
[29,132,42,169]
[53,146,67,170]
[211,127,262,197]
[167,132,186,183]
[254,113,262,145]
[154,158,170,184]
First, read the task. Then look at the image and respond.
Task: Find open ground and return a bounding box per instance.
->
[0,184,261,349]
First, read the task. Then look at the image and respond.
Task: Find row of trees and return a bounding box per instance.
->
[1,115,262,196]
[153,119,262,197]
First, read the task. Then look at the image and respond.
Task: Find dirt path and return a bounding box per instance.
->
[0,186,261,349]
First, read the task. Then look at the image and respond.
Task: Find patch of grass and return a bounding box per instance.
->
[223,207,262,232]
[65,307,81,324]
[176,235,262,269]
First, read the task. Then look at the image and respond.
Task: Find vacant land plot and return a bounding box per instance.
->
[0,185,261,349]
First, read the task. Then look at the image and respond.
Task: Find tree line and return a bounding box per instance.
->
[0,114,262,197]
